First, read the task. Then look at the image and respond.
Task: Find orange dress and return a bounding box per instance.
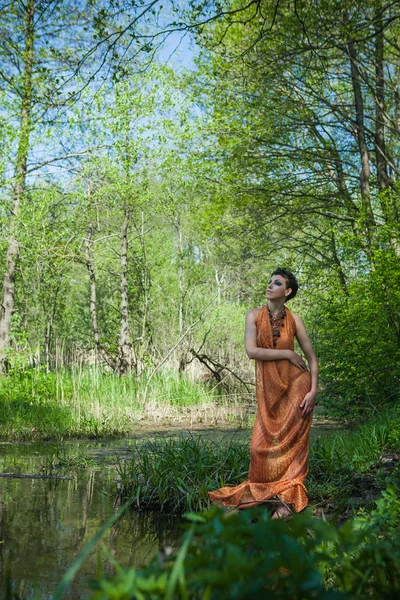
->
[208,305,312,513]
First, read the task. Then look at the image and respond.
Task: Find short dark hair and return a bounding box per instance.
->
[271,268,299,301]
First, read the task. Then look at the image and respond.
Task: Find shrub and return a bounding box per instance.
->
[87,486,400,599]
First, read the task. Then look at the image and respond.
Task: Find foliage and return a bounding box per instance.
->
[1,0,399,426]
[186,0,400,418]
[307,419,400,504]
[86,486,400,599]
[2,2,400,598]
[310,252,400,418]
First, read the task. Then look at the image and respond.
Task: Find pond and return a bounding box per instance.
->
[0,418,338,598]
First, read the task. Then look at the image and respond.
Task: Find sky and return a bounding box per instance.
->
[160,29,197,70]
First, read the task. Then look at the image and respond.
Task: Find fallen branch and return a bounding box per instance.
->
[189,348,255,393]
[0,473,73,480]
[142,316,202,406]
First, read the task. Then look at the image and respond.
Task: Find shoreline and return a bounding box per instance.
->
[0,409,342,443]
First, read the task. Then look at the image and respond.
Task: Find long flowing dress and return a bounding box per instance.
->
[208,305,312,513]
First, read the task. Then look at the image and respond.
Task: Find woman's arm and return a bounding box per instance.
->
[293,313,319,416]
[245,309,308,370]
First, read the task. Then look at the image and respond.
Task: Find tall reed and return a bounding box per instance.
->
[0,366,251,439]
[116,435,250,513]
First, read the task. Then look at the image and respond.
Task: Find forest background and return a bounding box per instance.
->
[0,0,399,439]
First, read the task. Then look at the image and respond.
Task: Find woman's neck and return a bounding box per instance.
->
[267,300,286,315]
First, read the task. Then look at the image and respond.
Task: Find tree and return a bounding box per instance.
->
[181,0,400,412]
[188,0,400,267]
[0,0,98,366]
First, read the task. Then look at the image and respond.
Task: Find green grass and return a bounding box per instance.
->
[308,419,400,502]
[0,366,241,440]
[115,416,400,515]
[116,435,250,513]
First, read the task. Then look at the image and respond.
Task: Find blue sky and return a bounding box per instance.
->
[159,28,197,71]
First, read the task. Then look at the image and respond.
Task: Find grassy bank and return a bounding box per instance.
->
[0,367,249,440]
[115,416,400,515]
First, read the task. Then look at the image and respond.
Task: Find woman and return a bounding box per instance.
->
[209,268,318,519]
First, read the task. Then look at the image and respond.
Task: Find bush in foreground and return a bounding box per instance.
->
[87,486,400,599]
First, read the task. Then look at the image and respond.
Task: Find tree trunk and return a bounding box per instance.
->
[374,6,390,193]
[374,4,399,249]
[118,207,132,375]
[347,40,376,252]
[328,221,348,296]
[177,221,188,375]
[138,210,150,375]
[215,268,224,305]
[43,282,61,372]
[308,112,371,255]
[395,81,400,137]
[0,0,34,364]
[44,320,51,373]
[84,226,117,370]
[178,224,184,339]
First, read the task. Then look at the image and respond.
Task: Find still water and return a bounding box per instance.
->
[0,428,250,598]
[0,423,335,598]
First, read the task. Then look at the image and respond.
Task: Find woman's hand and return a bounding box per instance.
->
[287,350,308,371]
[300,391,317,417]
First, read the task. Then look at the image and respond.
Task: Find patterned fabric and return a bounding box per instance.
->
[208,305,312,512]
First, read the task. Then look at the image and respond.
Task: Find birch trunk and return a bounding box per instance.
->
[84,226,117,370]
[118,207,132,375]
[177,222,188,375]
[138,210,149,375]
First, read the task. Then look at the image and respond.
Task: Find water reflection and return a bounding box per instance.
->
[0,444,181,599]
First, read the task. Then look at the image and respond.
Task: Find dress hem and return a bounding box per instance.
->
[208,479,308,513]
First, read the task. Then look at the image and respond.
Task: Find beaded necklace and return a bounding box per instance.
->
[268,305,286,347]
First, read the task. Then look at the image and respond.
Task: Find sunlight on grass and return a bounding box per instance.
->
[0,366,250,439]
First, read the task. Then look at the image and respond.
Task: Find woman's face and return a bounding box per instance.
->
[266,275,291,301]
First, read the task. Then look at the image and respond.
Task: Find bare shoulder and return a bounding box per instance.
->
[291,312,303,325]
[246,307,261,322]
[292,312,309,336]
